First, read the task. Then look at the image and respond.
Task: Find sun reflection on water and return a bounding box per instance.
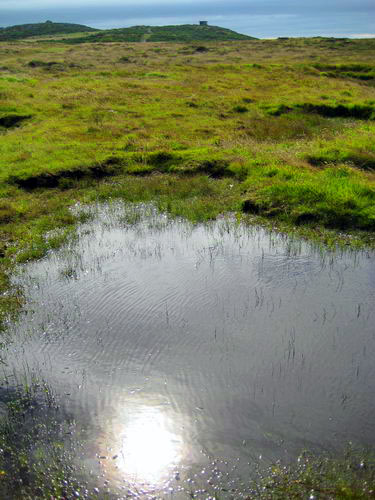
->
[106,404,183,487]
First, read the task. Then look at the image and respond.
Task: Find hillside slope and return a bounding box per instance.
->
[61,24,257,43]
[0,21,98,41]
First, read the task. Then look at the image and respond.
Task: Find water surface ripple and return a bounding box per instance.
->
[5,203,375,496]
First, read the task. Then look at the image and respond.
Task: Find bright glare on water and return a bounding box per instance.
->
[116,406,181,482]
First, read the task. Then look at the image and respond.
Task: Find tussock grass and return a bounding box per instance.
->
[266,102,375,119]
[306,124,375,169]
[242,165,375,229]
[311,62,375,82]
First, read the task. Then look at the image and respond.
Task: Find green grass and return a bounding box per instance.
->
[54,24,256,44]
[0,37,374,275]
[242,164,375,229]
[306,125,375,169]
[0,21,98,41]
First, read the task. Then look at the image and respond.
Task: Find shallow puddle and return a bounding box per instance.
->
[4,203,375,497]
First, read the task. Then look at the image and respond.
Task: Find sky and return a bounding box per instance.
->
[0,0,374,38]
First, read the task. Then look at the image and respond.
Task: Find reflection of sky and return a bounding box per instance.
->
[369,258,375,289]
[104,404,183,487]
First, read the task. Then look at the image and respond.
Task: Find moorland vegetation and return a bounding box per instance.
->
[0,32,375,497]
[1,34,375,328]
[0,21,98,41]
[0,21,255,43]
[58,24,257,43]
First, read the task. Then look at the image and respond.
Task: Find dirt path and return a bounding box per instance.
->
[141,27,152,42]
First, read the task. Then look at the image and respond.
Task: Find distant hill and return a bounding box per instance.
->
[60,24,257,43]
[0,21,98,41]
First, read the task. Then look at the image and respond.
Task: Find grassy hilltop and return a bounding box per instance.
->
[58,24,257,43]
[0,22,255,43]
[0,21,98,41]
[0,33,375,500]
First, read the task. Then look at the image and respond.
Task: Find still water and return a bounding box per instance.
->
[4,203,375,497]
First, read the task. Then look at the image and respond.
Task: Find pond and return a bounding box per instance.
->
[4,203,375,498]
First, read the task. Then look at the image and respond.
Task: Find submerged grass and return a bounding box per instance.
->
[253,450,375,499]
[0,378,115,500]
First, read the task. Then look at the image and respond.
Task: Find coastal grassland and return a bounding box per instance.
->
[1,38,375,230]
[1,37,375,497]
[54,24,255,43]
[0,22,98,42]
[1,36,375,329]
